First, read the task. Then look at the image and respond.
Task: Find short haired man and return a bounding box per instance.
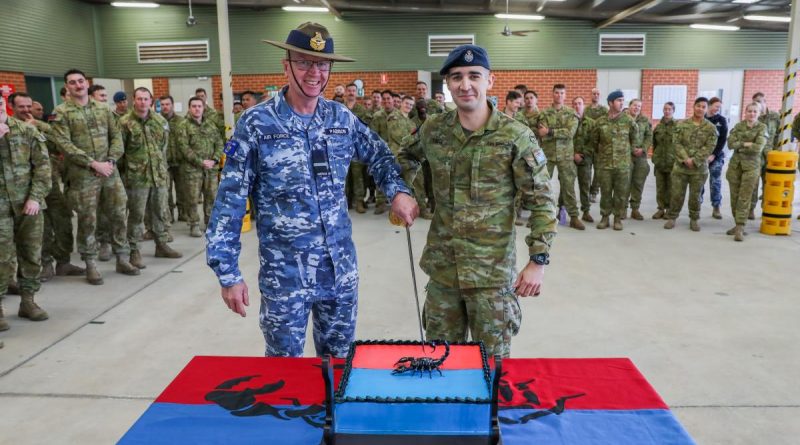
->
[194,88,225,139]
[663,97,718,231]
[112,91,128,120]
[51,69,140,284]
[368,89,397,214]
[89,84,108,103]
[31,101,45,120]
[702,97,728,219]
[413,81,444,116]
[625,98,653,221]
[398,45,556,357]
[522,90,539,131]
[332,84,346,103]
[572,96,596,222]
[651,102,679,219]
[503,90,523,119]
[434,92,445,108]
[232,101,243,114]
[206,22,416,357]
[750,92,779,219]
[344,83,370,213]
[585,88,608,120]
[160,95,186,224]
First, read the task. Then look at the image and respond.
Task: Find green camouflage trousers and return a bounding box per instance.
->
[96,207,111,245]
[127,186,170,250]
[750,159,768,213]
[727,163,760,225]
[0,210,43,295]
[628,156,651,210]
[667,169,708,221]
[547,160,579,217]
[182,168,219,226]
[42,179,75,265]
[653,168,673,211]
[576,155,593,213]
[423,279,522,358]
[597,167,631,218]
[168,166,186,219]
[66,172,129,260]
[346,161,366,204]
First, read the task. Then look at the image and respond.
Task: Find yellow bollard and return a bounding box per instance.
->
[760,151,798,235]
[241,198,252,233]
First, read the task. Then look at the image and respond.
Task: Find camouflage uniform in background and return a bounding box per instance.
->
[727,121,767,225]
[0,117,51,295]
[386,109,419,207]
[368,108,392,210]
[206,88,411,357]
[164,112,186,221]
[97,105,125,254]
[535,106,580,217]
[398,104,557,358]
[573,115,595,214]
[651,117,678,215]
[522,109,540,135]
[51,99,130,260]
[591,112,640,219]
[585,104,608,196]
[409,99,443,121]
[792,113,800,143]
[119,110,172,251]
[751,109,781,213]
[176,115,223,230]
[627,114,653,213]
[346,102,370,209]
[666,119,717,222]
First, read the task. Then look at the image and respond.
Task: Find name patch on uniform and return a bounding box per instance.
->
[224,140,240,155]
[325,128,349,135]
[261,133,291,141]
[533,149,547,165]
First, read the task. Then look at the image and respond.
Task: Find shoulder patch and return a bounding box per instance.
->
[533,148,547,165]
[224,139,239,156]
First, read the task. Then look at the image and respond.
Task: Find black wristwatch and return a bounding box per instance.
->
[530,253,550,265]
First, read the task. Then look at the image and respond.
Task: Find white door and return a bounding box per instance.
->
[698,70,744,126]
[596,69,641,104]
[168,77,213,115]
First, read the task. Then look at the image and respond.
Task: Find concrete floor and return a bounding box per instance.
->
[1,168,799,444]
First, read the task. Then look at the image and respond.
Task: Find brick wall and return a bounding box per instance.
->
[152,77,169,99]
[742,70,785,118]
[492,70,598,104]
[640,70,699,125]
[0,71,27,93]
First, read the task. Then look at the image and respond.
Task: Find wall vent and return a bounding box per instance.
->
[429,35,475,57]
[137,40,210,64]
[599,34,646,56]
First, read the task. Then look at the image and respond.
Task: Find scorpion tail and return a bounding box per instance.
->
[439,341,450,362]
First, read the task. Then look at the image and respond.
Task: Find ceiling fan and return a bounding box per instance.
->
[499,0,540,36]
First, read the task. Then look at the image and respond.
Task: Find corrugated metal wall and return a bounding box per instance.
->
[0,0,97,76]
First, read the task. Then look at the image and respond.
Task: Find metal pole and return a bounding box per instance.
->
[777,0,799,151]
[216,0,235,140]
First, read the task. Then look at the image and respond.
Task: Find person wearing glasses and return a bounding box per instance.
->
[206,22,417,358]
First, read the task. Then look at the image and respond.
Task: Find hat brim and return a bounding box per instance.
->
[262,39,355,62]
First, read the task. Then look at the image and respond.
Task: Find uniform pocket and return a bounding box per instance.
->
[503,287,522,337]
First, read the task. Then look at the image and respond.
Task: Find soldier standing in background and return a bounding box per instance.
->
[369,89,396,215]
[726,102,767,241]
[98,90,128,261]
[118,88,183,268]
[0,95,51,328]
[535,84,583,230]
[389,96,430,218]
[112,92,128,120]
[195,88,226,139]
[398,45,557,358]
[702,97,728,220]
[663,97,717,232]
[522,90,540,132]
[344,83,370,213]
[89,84,108,103]
[591,90,640,231]
[160,95,186,223]
[51,69,140,284]
[651,102,678,219]
[626,98,652,220]
[502,90,523,121]
[750,92,780,219]
[177,97,223,237]
[585,88,608,203]
[572,96,595,223]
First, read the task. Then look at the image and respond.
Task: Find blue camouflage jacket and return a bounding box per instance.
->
[206,87,411,300]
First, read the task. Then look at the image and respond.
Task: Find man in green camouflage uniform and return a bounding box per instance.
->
[10,93,84,281]
[750,93,782,218]
[585,88,608,202]
[651,102,678,219]
[535,84,583,230]
[51,69,140,284]
[119,88,183,268]
[388,96,427,217]
[195,88,226,140]
[398,45,557,358]
[726,102,768,241]
[344,83,370,213]
[522,91,540,132]
[369,90,396,214]
[591,90,640,231]
[664,97,718,232]
[98,92,128,261]
[626,99,653,220]
[572,96,595,222]
[409,81,444,120]
[160,95,186,223]
[177,96,223,237]
[0,95,51,329]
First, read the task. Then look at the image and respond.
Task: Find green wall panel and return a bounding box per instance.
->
[0,0,97,76]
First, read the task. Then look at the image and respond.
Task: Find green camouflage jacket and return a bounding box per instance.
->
[176,116,223,172]
[759,110,781,151]
[163,113,185,168]
[347,102,370,125]
[728,121,768,171]
[672,118,718,175]
[534,105,579,162]
[652,118,678,171]
[591,112,640,170]
[28,119,65,182]
[573,115,595,157]
[585,104,609,121]
[119,110,170,188]
[0,116,52,214]
[397,103,557,289]
[387,110,416,155]
[633,114,653,150]
[369,109,390,141]
[50,98,123,182]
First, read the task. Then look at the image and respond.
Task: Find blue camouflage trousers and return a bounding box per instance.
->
[700,157,724,208]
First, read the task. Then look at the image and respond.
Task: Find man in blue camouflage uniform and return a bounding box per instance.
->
[206,23,418,358]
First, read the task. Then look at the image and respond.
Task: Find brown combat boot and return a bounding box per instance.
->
[41,262,55,282]
[630,209,644,220]
[116,256,141,276]
[56,262,86,276]
[569,216,585,230]
[142,230,155,241]
[7,281,19,295]
[355,200,367,214]
[652,209,665,219]
[189,225,203,238]
[98,243,112,262]
[0,299,9,331]
[663,219,675,229]
[373,202,387,215]
[613,216,623,231]
[689,219,700,232]
[130,250,147,269]
[734,224,745,242]
[18,292,48,321]
[712,207,722,219]
[581,211,594,223]
[596,216,609,230]
[155,243,183,259]
[85,260,103,285]
[726,226,737,236]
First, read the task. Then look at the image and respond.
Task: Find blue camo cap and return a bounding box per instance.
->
[113,91,127,103]
[439,45,491,75]
[607,90,624,103]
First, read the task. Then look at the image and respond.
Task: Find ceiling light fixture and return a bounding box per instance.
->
[495,13,545,20]
[111,2,160,7]
[732,0,759,4]
[282,6,329,12]
[690,23,740,31]
[743,14,791,23]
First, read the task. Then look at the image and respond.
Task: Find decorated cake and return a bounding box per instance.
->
[320,340,501,445]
